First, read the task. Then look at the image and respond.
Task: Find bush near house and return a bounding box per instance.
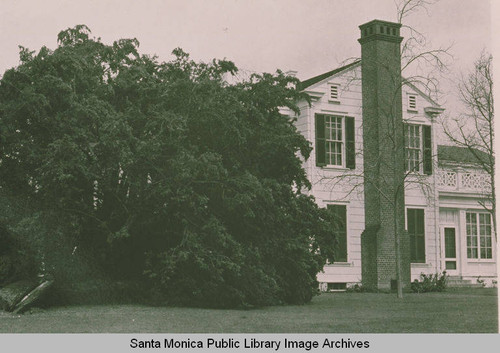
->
[0,26,337,308]
[410,272,447,293]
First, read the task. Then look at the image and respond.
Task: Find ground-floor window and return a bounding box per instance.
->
[466,212,492,259]
[407,208,425,263]
[327,204,347,262]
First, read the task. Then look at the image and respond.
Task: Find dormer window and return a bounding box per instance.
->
[329,84,339,100]
[408,94,417,110]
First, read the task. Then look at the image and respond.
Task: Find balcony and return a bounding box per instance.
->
[437,168,491,194]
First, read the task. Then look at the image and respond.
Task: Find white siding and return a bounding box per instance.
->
[302,66,364,284]
[294,64,496,286]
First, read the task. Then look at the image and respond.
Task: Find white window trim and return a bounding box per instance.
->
[465,211,495,262]
[324,115,346,168]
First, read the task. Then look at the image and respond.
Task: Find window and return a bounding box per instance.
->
[327,204,347,262]
[329,84,339,100]
[325,115,343,166]
[327,283,346,291]
[408,94,417,110]
[405,124,421,172]
[315,114,355,169]
[466,212,492,259]
[404,124,432,174]
[407,208,425,263]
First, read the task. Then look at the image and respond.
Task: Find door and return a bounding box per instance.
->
[443,227,459,275]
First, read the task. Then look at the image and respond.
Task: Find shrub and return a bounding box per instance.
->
[476,277,486,287]
[410,271,447,293]
[346,283,366,293]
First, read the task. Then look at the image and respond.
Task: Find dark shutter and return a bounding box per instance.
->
[315,114,326,167]
[403,123,408,172]
[327,204,347,262]
[407,208,425,263]
[345,116,355,169]
[423,125,432,175]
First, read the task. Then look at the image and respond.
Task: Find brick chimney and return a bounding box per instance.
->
[358,20,410,290]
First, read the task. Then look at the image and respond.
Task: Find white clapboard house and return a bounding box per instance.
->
[286,20,496,290]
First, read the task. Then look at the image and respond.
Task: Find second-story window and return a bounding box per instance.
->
[404,124,433,175]
[325,115,343,166]
[315,114,355,169]
[406,124,421,172]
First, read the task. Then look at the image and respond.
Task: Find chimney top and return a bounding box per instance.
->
[358,19,403,44]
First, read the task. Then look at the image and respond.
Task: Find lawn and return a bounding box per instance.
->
[0,288,497,333]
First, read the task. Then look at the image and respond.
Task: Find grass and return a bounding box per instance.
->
[0,288,497,333]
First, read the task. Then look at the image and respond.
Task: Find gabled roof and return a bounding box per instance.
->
[402,79,440,108]
[438,145,490,166]
[297,60,361,91]
[297,59,441,109]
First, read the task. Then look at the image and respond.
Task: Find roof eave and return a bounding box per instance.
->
[298,60,361,91]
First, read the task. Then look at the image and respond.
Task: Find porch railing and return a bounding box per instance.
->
[436,169,491,193]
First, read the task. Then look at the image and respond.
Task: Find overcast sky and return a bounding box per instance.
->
[0,0,494,115]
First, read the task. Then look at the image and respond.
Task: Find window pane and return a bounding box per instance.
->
[336,118,342,140]
[444,228,456,258]
[445,261,456,270]
[468,248,478,259]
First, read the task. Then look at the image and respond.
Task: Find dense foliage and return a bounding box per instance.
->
[410,272,447,293]
[0,25,336,307]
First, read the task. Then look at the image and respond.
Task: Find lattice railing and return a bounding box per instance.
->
[437,171,457,188]
[437,169,491,193]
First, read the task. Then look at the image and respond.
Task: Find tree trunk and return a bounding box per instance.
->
[394,197,403,299]
[12,280,54,314]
